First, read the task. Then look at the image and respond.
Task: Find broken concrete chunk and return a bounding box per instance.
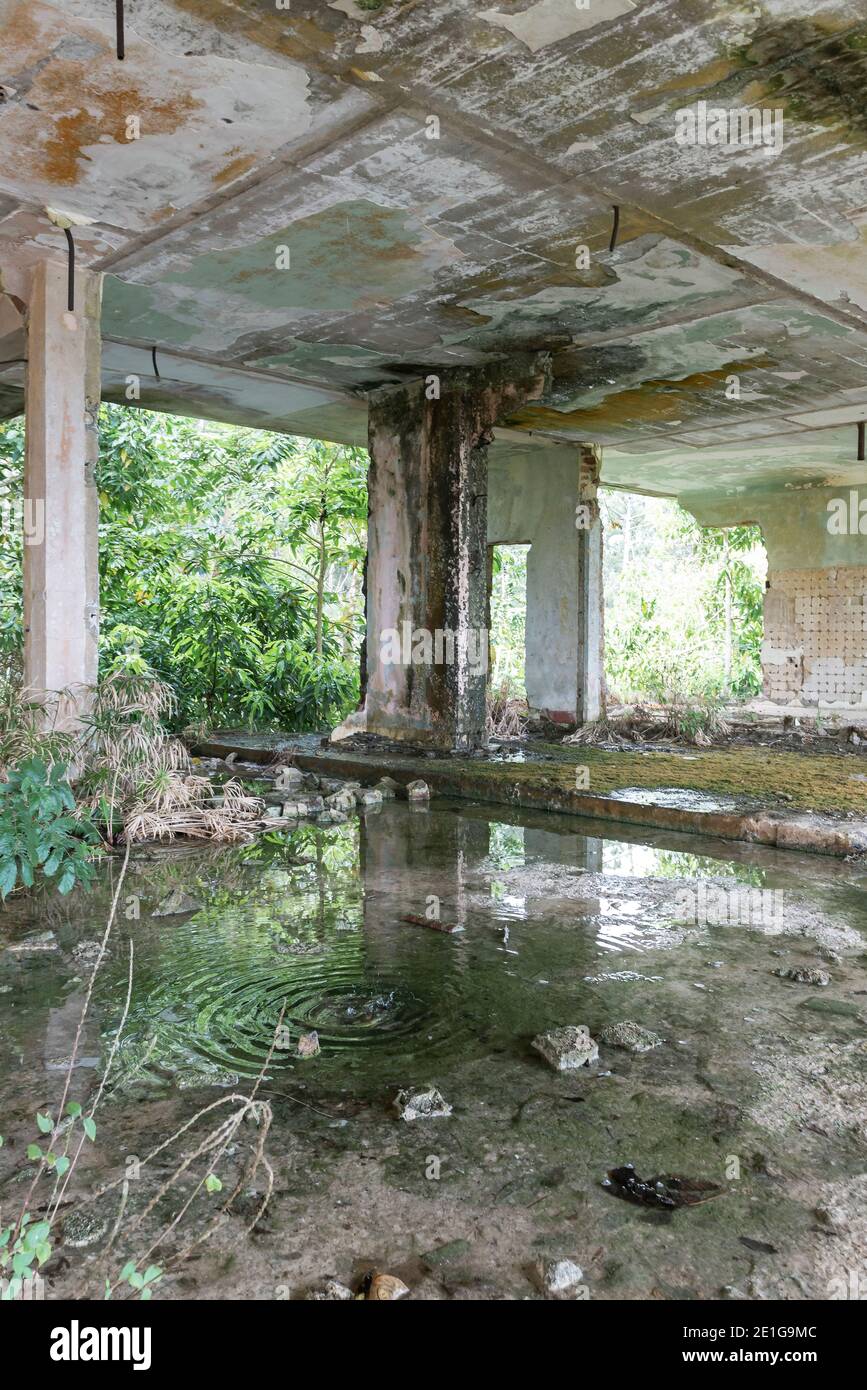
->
[531,1025,598,1071]
[317,777,346,794]
[374,776,400,799]
[273,765,304,792]
[541,1258,584,1295]
[306,1278,352,1302]
[773,966,830,986]
[394,1085,452,1121]
[599,1020,663,1052]
[71,939,103,967]
[306,1277,353,1301]
[296,1030,320,1058]
[153,889,202,917]
[355,788,383,807]
[405,778,430,801]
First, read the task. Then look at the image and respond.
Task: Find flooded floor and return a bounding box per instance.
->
[2,799,866,1300]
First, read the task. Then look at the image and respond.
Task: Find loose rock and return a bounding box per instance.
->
[306,1277,353,1301]
[773,966,830,986]
[71,940,103,967]
[405,779,430,801]
[153,889,202,917]
[62,1210,108,1249]
[599,1020,663,1053]
[531,1025,598,1071]
[374,776,400,799]
[394,1085,452,1121]
[297,1030,320,1059]
[540,1258,584,1295]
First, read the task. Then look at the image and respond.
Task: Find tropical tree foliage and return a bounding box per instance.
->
[0,408,368,730]
[487,493,765,705]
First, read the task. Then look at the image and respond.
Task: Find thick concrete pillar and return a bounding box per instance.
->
[487,439,605,726]
[687,485,867,712]
[23,260,101,726]
[357,360,546,749]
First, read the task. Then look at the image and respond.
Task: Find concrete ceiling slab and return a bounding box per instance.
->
[3,0,867,502]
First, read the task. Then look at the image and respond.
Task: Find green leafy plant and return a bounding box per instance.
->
[0,758,99,899]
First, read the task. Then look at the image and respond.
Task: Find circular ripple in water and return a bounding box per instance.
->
[122,945,435,1079]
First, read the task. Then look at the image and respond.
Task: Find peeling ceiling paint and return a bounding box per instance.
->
[2,0,867,504]
[480,0,637,54]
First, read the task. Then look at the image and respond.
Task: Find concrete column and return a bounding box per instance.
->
[575,445,605,723]
[487,439,605,726]
[687,485,867,713]
[356,360,546,749]
[23,260,101,727]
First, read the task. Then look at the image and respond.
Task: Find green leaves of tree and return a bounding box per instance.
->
[0,759,99,900]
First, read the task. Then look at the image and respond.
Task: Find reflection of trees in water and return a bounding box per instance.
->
[102,824,367,1090]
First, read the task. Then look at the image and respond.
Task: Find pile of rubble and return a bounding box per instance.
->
[256,765,430,825]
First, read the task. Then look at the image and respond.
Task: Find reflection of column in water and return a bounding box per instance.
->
[359,803,489,979]
[524,827,602,872]
[44,989,102,1076]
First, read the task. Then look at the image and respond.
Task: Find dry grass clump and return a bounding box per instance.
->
[0,672,267,846]
[75,674,266,845]
[121,775,266,845]
[566,699,730,749]
[487,685,529,739]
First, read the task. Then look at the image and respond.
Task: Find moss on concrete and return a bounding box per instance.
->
[473,743,867,816]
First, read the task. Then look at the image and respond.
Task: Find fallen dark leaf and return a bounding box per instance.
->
[738,1236,778,1254]
[603,1164,724,1210]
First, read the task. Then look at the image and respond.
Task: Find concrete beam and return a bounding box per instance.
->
[23,260,101,726]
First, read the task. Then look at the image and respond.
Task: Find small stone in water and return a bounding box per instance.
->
[153,889,202,917]
[306,1277,353,1301]
[374,776,400,799]
[297,1030,320,1058]
[599,1020,663,1053]
[394,1085,452,1121]
[531,1025,598,1071]
[773,966,830,987]
[541,1258,584,1295]
[405,779,430,801]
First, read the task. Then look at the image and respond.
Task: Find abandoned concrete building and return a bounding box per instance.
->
[2,0,867,1311]
[2,0,866,747]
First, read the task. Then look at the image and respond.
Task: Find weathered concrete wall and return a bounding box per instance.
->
[688,486,867,710]
[23,260,101,724]
[359,361,546,749]
[488,440,604,723]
